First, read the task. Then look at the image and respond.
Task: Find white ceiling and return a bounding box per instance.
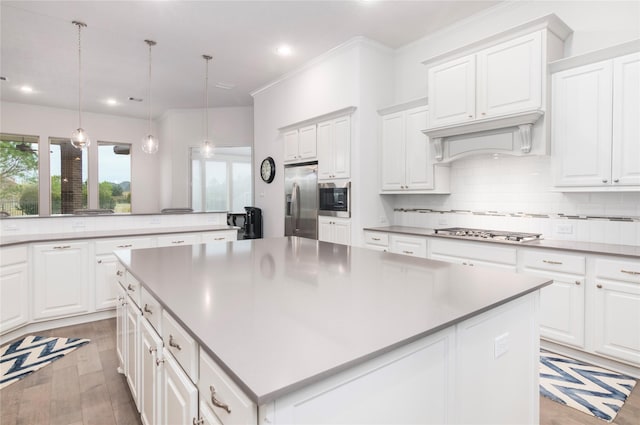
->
[0,0,500,120]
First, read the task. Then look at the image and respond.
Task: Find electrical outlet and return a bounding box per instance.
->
[494,333,509,359]
[556,224,574,235]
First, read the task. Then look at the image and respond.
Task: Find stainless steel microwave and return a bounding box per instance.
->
[318,182,350,218]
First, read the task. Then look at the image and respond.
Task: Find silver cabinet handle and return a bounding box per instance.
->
[602,179,608,183]
[543,260,563,265]
[116,270,124,277]
[97,259,102,264]
[53,245,71,249]
[613,179,619,183]
[468,115,473,118]
[575,280,581,285]
[148,347,157,355]
[402,250,414,254]
[116,244,133,248]
[156,358,164,366]
[210,385,231,414]
[597,284,603,289]
[169,335,181,351]
[621,269,640,275]
[193,418,204,425]
[143,304,152,314]
[372,237,380,241]
[214,237,225,241]
[127,284,135,292]
[172,240,185,244]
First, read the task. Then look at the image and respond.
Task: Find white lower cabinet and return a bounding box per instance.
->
[198,400,223,425]
[0,246,29,333]
[519,249,586,348]
[140,318,163,425]
[116,284,127,374]
[126,297,141,411]
[363,231,389,252]
[389,234,427,258]
[592,257,640,365]
[32,241,90,320]
[161,347,198,425]
[201,230,237,243]
[429,238,517,270]
[318,217,351,245]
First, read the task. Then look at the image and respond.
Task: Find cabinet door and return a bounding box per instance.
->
[332,115,351,179]
[198,400,223,425]
[161,349,198,425]
[476,31,542,118]
[612,52,640,186]
[428,54,476,127]
[283,130,299,162]
[32,241,90,320]
[593,279,640,365]
[317,120,333,180]
[116,284,127,374]
[552,61,613,187]
[140,318,163,425]
[126,301,141,411]
[332,219,351,246]
[0,262,28,333]
[380,112,405,191]
[539,277,585,347]
[317,217,334,244]
[95,254,119,311]
[404,106,432,190]
[298,124,317,160]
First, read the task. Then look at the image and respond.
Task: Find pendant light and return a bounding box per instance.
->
[142,39,159,154]
[201,54,214,158]
[70,21,90,149]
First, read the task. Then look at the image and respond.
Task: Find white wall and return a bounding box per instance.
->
[0,101,161,213]
[157,106,254,209]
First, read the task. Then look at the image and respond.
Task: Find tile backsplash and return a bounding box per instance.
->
[393,155,640,246]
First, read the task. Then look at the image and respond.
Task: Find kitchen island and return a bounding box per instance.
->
[115,236,551,424]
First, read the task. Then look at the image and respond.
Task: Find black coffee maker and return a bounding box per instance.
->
[243,207,263,239]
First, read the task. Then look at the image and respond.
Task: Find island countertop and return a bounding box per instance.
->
[115,236,551,405]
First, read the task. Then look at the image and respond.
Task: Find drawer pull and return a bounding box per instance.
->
[116,270,124,277]
[402,250,414,255]
[620,269,640,276]
[372,237,381,241]
[193,418,204,425]
[116,244,133,248]
[148,347,157,355]
[597,284,603,289]
[169,335,181,351]
[543,260,563,265]
[53,245,71,249]
[214,237,225,241]
[127,284,136,292]
[156,358,165,366]
[143,304,153,314]
[210,385,232,414]
[575,280,581,285]
[172,240,185,244]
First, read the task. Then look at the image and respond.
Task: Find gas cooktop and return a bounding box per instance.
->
[434,227,542,242]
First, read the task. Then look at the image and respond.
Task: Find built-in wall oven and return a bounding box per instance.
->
[318,182,350,218]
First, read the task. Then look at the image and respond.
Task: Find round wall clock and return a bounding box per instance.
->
[260,156,276,183]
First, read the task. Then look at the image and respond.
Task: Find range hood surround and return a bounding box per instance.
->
[423,110,544,163]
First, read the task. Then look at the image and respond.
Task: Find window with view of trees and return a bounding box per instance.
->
[0,134,39,216]
[191,146,252,213]
[98,142,131,212]
[50,137,88,214]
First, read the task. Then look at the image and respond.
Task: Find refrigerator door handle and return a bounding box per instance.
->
[291,182,300,232]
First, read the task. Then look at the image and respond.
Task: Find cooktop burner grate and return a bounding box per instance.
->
[434,227,542,242]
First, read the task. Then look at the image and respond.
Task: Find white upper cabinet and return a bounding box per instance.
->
[317,115,351,180]
[284,125,317,163]
[428,31,542,129]
[552,46,640,191]
[380,102,449,193]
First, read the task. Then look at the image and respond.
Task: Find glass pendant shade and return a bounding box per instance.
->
[201,139,214,158]
[141,134,159,154]
[71,128,90,149]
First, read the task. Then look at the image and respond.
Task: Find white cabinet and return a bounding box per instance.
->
[140,318,163,425]
[200,230,237,243]
[380,104,449,193]
[317,115,350,180]
[363,231,389,252]
[156,233,201,248]
[519,249,586,348]
[429,239,517,270]
[389,234,427,258]
[318,217,351,246]
[116,284,127,374]
[284,125,317,163]
[126,299,141,411]
[428,31,542,129]
[553,51,640,190]
[160,347,198,425]
[0,246,29,333]
[592,258,640,365]
[32,241,90,320]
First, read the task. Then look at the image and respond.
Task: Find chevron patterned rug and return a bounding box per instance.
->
[0,335,90,389]
[540,350,637,422]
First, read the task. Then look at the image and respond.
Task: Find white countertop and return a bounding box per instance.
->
[364,226,640,258]
[115,236,550,404]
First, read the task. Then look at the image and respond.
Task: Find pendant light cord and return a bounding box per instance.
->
[73,21,86,129]
[148,42,152,135]
[203,55,212,141]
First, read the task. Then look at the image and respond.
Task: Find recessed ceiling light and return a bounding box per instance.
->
[106,98,118,106]
[276,45,293,56]
[20,85,33,93]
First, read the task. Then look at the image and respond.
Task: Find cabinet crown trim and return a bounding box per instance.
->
[278,106,357,132]
[549,39,640,74]
[378,97,428,116]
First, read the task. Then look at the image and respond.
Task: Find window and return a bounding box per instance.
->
[191,147,252,213]
[98,142,132,212]
[0,133,39,216]
[50,137,87,214]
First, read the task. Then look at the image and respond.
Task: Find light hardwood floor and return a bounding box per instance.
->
[1,319,639,425]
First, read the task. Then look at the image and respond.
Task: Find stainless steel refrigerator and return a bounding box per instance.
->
[284,161,318,239]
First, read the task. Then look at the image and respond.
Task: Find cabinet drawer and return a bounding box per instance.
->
[595,258,640,283]
[0,246,27,267]
[199,348,257,424]
[520,249,585,275]
[364,231,389,247]
[124,272,142,308]
[390,235,427,258]
[140,287,162,334]
[162,311,198,383]
[156,233,201,247]
[201,230,237,243]
[430,239,516,266]
[95,237,153,255]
